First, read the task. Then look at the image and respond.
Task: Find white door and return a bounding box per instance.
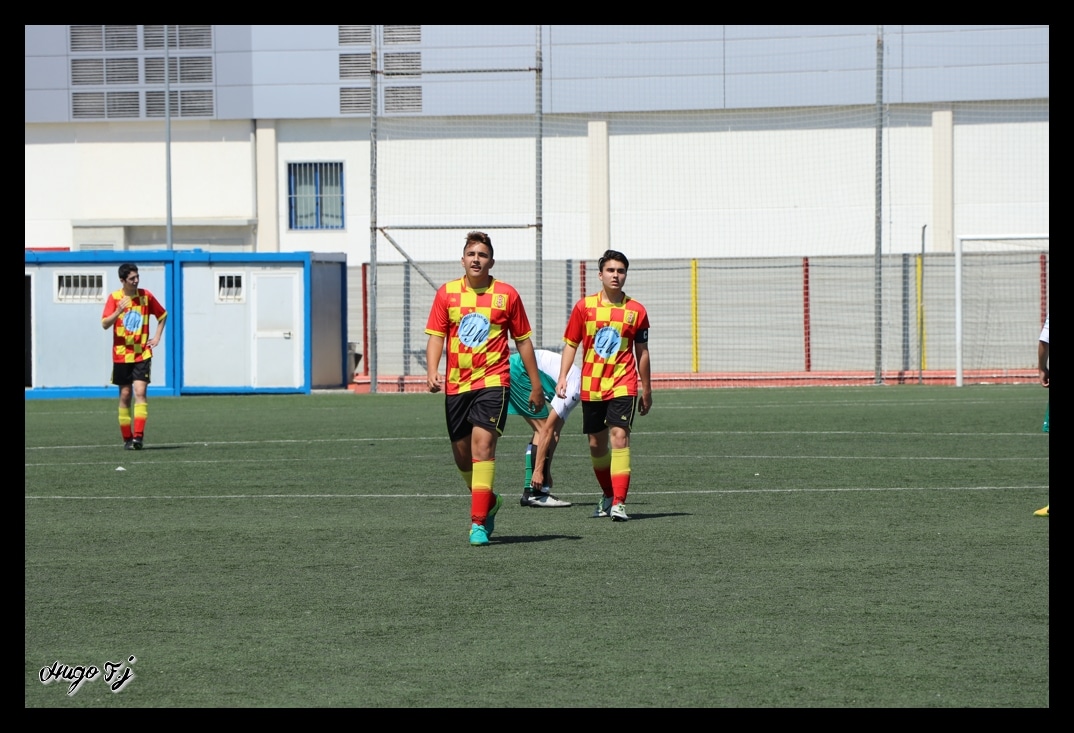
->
[252,271,301,388]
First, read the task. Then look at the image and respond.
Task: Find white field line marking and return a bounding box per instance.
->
[24,453,1047,468]
[26,485,1048,501]
[23,428,1048,452]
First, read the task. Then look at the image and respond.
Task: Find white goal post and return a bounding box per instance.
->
[954,234,1049,386]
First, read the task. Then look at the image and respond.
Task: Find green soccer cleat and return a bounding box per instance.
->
[469,523,490,546]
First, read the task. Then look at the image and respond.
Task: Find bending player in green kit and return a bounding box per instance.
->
[507,348,582,508]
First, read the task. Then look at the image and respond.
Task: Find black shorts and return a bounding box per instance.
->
[445,387,508,442]
[112,359,152,387]
[581,396,637,434]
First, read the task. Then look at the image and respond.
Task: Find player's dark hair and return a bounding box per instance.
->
[598,249,629,272]
[118,263,139,281]
[464,231,494,258]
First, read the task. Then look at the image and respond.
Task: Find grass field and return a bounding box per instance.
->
[25,385,1049,708]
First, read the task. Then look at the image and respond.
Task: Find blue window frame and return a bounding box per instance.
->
[288,162,344,230]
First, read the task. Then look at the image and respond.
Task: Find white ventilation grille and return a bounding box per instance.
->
[105,58,139,84]
[385,52,421,78]
[55,273,105,303]
[72,91,139,118]
[146,89,214,117]
[337,26,423,114]
[340,87,371,114]
[144,25,212,49]
[144,57,175,84]
[71,92,105,118]
[105,26,139,50]
[106,92,140,117]
[340,53,371,79]
[67,25,214,120]
[71,58,104,85]
[339,25,372,45]
[72,57,140,85]
[178,89,213,116]
[384,86,422,113]
[69,25,105,51]
[69,25,138,52]
[145,56,214,84]
[384,25,420,44]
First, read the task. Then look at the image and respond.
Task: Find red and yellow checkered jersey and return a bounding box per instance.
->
[563,293,650,401]
[425,276,534,395]
[101,288,167,364]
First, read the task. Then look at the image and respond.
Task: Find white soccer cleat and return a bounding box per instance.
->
[528,492,572,508]
[610,503,630,522]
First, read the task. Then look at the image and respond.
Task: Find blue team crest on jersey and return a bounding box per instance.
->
[459,312,490,348]
[594,326,621,359]
[123,309,144,333]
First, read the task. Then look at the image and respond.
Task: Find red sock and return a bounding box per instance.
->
[592,453,613,498]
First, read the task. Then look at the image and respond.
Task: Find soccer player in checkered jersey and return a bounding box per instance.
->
[556,249,652,522]
[100,263,168,450]
[425,231,546,546]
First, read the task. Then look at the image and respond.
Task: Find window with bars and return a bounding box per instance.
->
[55,273,105,302]
[215,273,245,303]
[288,163,345,230]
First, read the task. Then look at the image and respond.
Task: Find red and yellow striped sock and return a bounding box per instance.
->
[133,403,148,438]
[591,452,613,498]
[611,447,631,504]
[471,459,495,525]
[118,407,133,441]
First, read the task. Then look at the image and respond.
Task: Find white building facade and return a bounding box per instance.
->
[26,26,1049,383]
